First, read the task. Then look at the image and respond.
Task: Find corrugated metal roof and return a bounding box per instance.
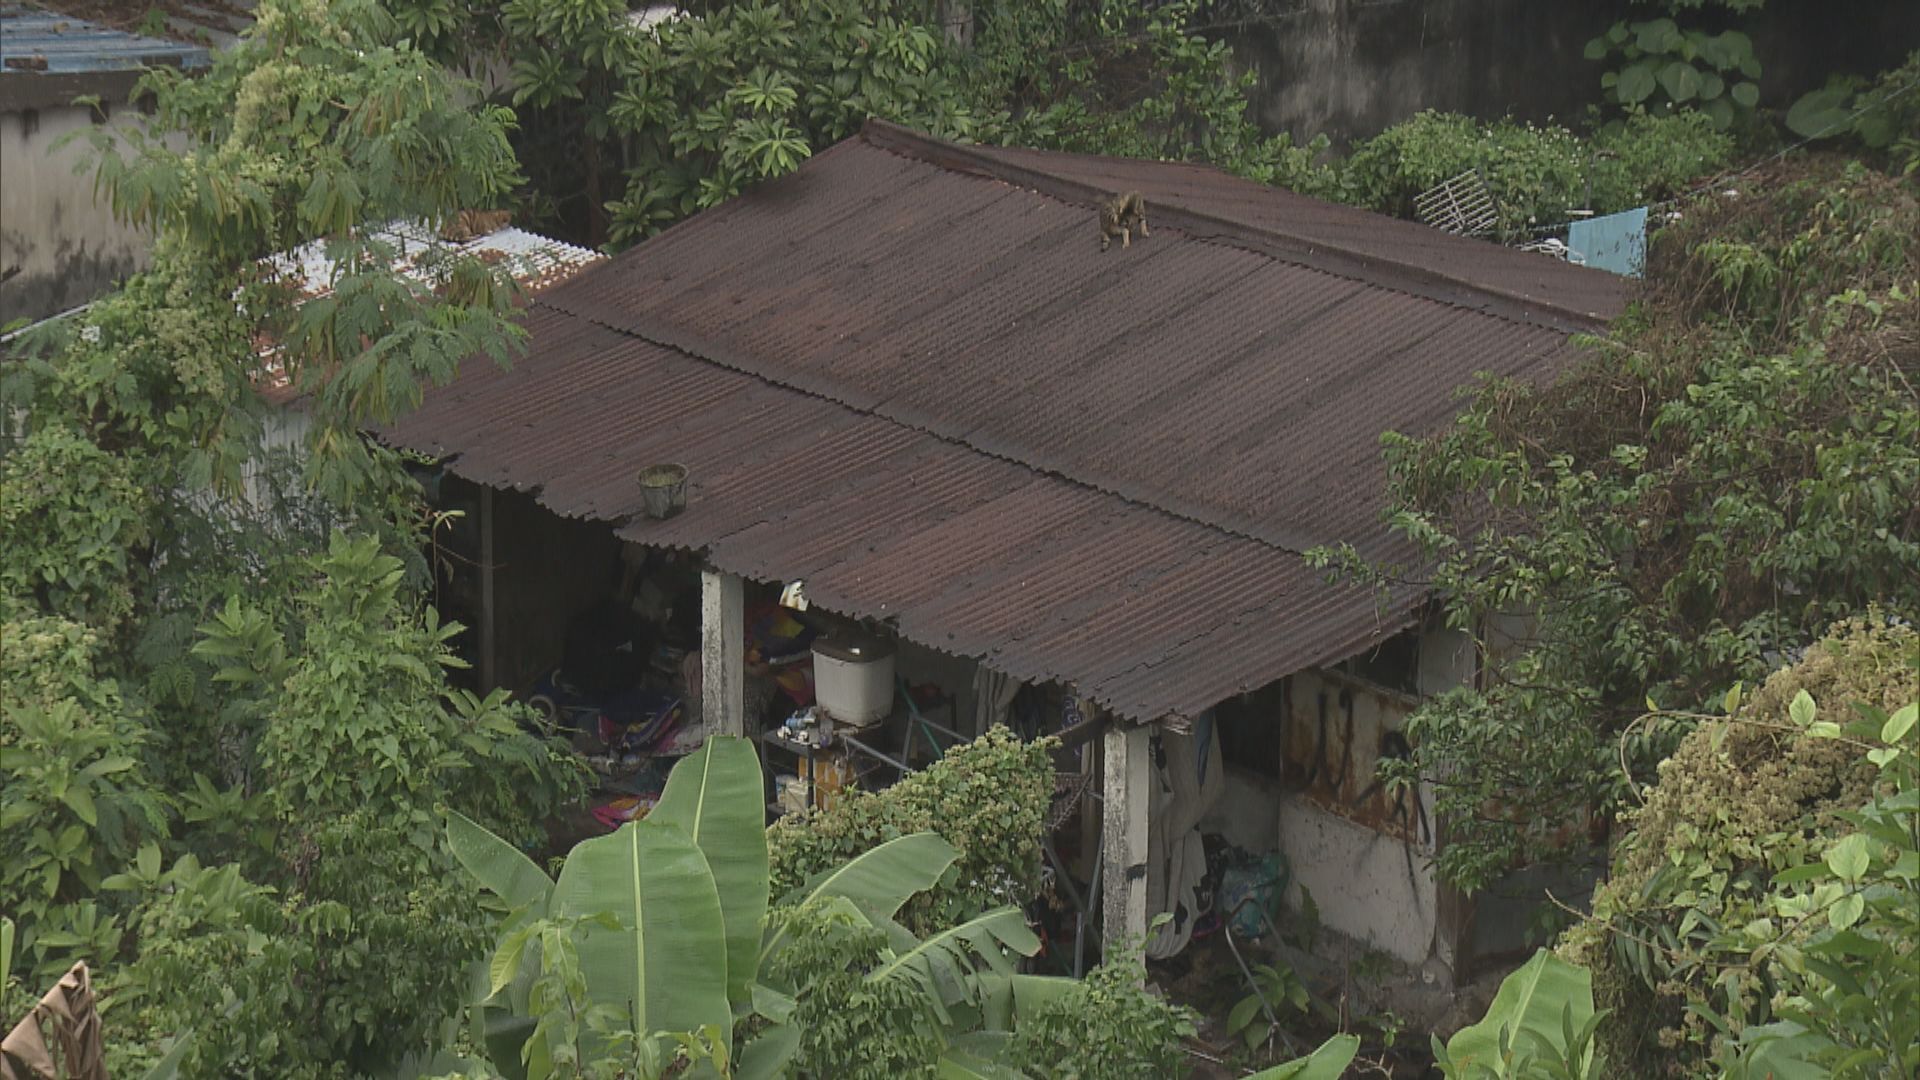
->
[265,221,604,302]
[256,223,603,402]
[381,121,1629,722]
[0,4,210,73]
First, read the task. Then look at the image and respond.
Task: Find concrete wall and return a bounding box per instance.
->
[1279,788,1438,964]
[1227,0,1619,147]
[1225,0,1920,147]
[0,98,155,325]
[1273,666,1440,966]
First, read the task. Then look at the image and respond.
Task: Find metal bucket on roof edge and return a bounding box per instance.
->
[638,463,688,519]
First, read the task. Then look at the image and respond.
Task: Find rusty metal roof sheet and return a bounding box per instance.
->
[381,121,1628,722]
[1,4,210,74]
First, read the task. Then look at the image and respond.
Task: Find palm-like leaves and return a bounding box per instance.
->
[869,906,1040,1023]
[550,820,733,1038]
[649,737,769,1006]
[449,738,1066,1075]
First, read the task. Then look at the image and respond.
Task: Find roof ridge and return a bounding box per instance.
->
[858,118,1616,335]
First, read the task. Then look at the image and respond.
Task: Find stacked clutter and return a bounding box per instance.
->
[540,554,831,832]
[767,706,858,815]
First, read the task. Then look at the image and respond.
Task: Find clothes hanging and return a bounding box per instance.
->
[1145,718,1227,959]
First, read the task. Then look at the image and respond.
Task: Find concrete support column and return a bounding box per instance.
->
[479,485,497,690]
[700,567,746,737]
[1101,721,1152,952]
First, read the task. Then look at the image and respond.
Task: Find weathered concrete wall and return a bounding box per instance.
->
[1280,668,1428,843]
[0,99,155,325]
[1226,0,1920,147]
[1226,0,1626,147]
[1258,626,1472,970]
[1279,788,1438,963]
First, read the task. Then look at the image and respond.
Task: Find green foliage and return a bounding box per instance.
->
[113,815,488,1077]
[382,0,1337,247]
[1224,961,1310,1055]
[760,899,945,1079]
[448,739,1201,1080]
[1432,950,1605,1079]
[0,429,153,630]
[196,533,584,847]
[1,253,260,499]
[1337,110,1730,240]
[67,0,528,500]
[1586,18,1761,130]
[0,618,167,983]
[649,725,771,1006]
[767,725,1057,934]
[1586,111,1739,209]
[1556,619,1917,1077]
[1787,52,1920,175]
[1244,1034,1361,1080]
[1001,952,1198,1080]
[0,6,580,1074]
[1716,694,1919,1079]
[1344,158,1920,890]
[90,0,519,264]
[971,0,1337,194]
[408,0,986,246]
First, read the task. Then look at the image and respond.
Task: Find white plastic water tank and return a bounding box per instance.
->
[811,634,896,726]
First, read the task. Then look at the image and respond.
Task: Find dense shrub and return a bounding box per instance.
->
[0,617,168,981]
[110,813,487,1077]
[760,898,947,1079]
[1354,157,1920,888]
[1588,111,1740,208]
[1003,951,1199,1080]
[767,725,1057,933]
[1558,618,1918,1077]
[1336,109,1732,240]
[0,429,153,632]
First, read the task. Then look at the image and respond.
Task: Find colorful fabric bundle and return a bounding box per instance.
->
[590,793,660,831]
[597,686,684,753]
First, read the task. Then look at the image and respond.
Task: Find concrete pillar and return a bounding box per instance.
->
[1101,721,1152,951]
[479,485,497,690]
[700,567,746,737]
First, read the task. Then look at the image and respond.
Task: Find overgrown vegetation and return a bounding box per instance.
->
[767,725,1057,935]
[378,0,1739,250]
[1334,110,1732,239]
[435,738,1220,1079]
[1790,51,1920,175]
[1328,156,1920,890]
[1,0,585,1072]
[1558,618,1918,1077]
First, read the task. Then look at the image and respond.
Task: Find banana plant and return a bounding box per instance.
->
[446,736,1040,1078]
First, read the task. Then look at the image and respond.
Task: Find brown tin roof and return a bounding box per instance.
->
[381,120,1629,722]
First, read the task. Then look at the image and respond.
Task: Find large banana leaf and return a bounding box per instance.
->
[1443,949,1595,1074]
[550,819,732,1038]
[648,736,768,1006]
[446,809,554,914]
[762,832,961,964]
[781,831,961,916]
[869,906,1040,1023]
[1246,1034,1360,1079]
[935,1035,1027,1080]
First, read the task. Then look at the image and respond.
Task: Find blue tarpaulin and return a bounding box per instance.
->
[1568,206,1648,278]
